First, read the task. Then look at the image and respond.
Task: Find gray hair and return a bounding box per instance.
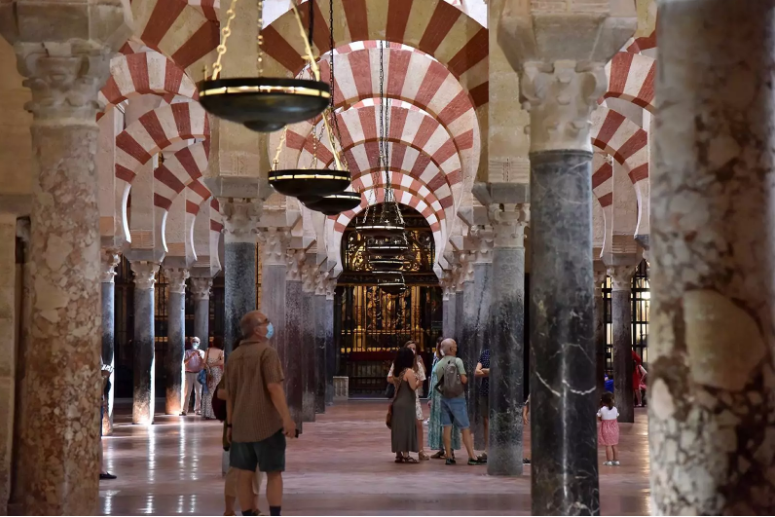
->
[440,338,456,355]
[240,310,268,338]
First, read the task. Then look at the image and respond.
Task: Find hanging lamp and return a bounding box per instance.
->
[198,0,330,132]
[304,191,361,215]
[376,271,407,295]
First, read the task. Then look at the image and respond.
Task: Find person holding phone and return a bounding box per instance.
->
[474,348,491,464]
[224,311,297,517]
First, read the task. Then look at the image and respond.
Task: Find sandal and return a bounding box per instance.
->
[431,451,445,459]
[419,451,430,461]
[403,456,419,463]
[395,455,404,463]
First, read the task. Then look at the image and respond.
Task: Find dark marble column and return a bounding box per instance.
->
[130,261,160,425]
[648,4,775,511]
[219,199,260,355]
[529,150,598,514]
[190,276,213,347]
[100,249,120,435]
[314,287,328,413]
[443,289,456,340]
[488,203,529,477]
[470,229,494,450]
[608,265,634,422]
[593,267,607,399]
[285,249,304,431]
[324,281,336,406]
[300,261,316,422]
[163,267,189,415]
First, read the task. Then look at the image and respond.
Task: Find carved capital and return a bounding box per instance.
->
[489,203,530,249]
[314,269,329,296]
[164,267,189,295]
[593,266,607,295]
[469,226,495,264]
[220,198,261,243]
[190,276,213,301]
[607,265,634,292]
[520,61,606,153]
[286,249,305,282]
[101,248,121,284]
[441,269,457,298]
[325,276,337,300]
[16,218,30,244]
[301,259,317,293]
[258,227,291,266]
[455,251,475,287]
[130,261,159,291]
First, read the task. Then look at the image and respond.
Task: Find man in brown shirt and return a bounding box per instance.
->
[225,310,296,517]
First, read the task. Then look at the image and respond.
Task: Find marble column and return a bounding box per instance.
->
[488,203,529,477]
[324,278,336,405]
[6,7,131,510]
[469,228,494,449]
[130,261,159,425]
[300,260,316,422]
[649,2,775,512]
[314,274,328,413]
[0,215,17,512]
[442,288,456,340]
[593,266,607,398]
[100,249,120,435]
[163,267,189,415]
[220,199,260,354]
[190,276,213,348]
[285,249,304,430]
[608,265,634,422]
[521,64,609,514]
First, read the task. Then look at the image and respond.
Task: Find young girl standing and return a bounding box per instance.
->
[597,392,620,466]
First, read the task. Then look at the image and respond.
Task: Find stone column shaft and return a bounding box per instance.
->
[593,268,607,399]
[469,230,494,449]
[313,288,327,413]
[324,279,336,405]
[284,250,304,430]
[101,249,120,435]
[608,265,634,422]
[163,267,189,415]
[300,261,316,422]
[488,203,529,477]
[131,262,159,425]
[649,2,775,512]
[0,216,18,512]
[221,199,260,355]
[190,276,213,349]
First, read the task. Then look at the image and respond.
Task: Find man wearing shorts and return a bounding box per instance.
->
[434,339,483,466]
[225,311,296,516]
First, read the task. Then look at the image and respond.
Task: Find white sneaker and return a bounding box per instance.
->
[603,461,613,466]
[613,461,620,466]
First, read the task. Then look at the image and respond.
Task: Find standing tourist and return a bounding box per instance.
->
[99,359,116,480]
[598,392,620,466]
[428,340,461,459]
[387,340,429,460]
[474,348,490,463]
[225,311,297,517]
[434,339,482,466]
[202,337,225,420]
[390,347,420,463]
[182,337,205,416]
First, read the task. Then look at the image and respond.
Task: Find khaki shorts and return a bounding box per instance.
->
[224,467,263,498]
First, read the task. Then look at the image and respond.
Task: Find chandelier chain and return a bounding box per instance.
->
[211,0,240,80]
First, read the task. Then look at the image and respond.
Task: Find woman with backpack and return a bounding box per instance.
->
[390,347,420,463]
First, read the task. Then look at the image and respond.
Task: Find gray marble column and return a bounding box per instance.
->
[488,203,529,477]
[469,228,494,449]
[648,2,775,512]
[608,265,634,423]
[163,267,189,415]
[190,276,213,348]
[314,282,328,413]
[454,276,465,352]
[443,290,456,340]
[300,260,316,422]
[130,261,160,425]
[220,199,260,354]
[100,249,120,435]
[285,249,304,430]
[324,279,336,405]
[593,266,607,398]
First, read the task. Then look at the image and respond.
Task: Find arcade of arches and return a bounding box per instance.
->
[0,0,773,515]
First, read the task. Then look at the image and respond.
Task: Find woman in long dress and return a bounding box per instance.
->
[387,340,430,460]
[201,337,225,420]
[427,341,461,457]
[391,347,419,463]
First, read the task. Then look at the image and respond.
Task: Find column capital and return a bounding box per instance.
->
[163,267,189,295]
[593,264,607,295]
[489,203,530,249]
[520,61,607,153]
[101,248,121,284]
[258,227,291,266]
[301,258,317,293]
[455,250,475,287]
[286,248,305,282]
[607,264,634,292]
[16,217,30,243]
[469,226,495,264]
[189,276,213,301]
[219,198,261,243]
[314,269,329,296]
[324,275,337,300]
[130,261,159,291]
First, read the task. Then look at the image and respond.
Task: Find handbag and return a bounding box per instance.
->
[385,369,405,429]
[385,382,395,399]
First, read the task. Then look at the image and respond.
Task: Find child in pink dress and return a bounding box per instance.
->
[597,392,620,466]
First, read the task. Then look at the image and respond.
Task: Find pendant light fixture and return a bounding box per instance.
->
[198,0,330,132]
[376,271,407,295]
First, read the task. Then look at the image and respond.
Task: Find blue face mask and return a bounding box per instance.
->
[265,322,274,339]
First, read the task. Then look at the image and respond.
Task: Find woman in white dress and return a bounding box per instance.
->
[201,337,225,419]
[388,340,429,460]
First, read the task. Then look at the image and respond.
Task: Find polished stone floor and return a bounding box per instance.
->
[100,400,651,515]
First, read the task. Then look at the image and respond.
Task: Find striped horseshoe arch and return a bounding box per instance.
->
[601,52,655,113]
[154,142,211,211]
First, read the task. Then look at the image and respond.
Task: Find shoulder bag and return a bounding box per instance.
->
[385,369,406,429]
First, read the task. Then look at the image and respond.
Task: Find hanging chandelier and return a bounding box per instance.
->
[375,271,407,296]
[198,0,330,132]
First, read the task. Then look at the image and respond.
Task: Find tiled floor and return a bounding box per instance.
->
[100,401,651,515]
